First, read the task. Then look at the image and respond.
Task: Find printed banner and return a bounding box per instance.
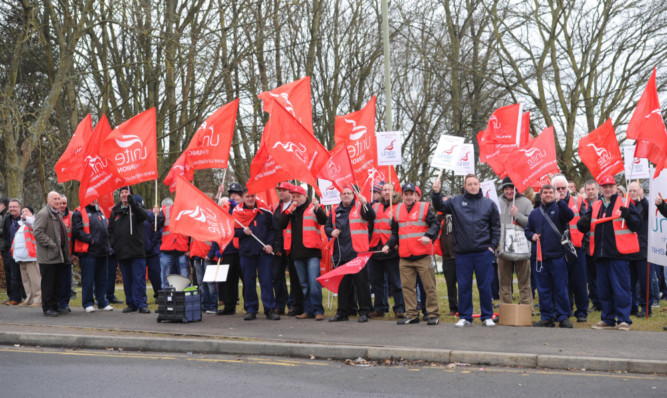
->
[318,178,341,206]
[454,143,475,176]
[376,131,402,166]
[622,145,650,180]
[431,135,464,170]
[648,167,667,266]
[480,179,501,214]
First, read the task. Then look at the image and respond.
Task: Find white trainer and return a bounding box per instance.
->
[483,318,496,327]
[85,306,96,313]
[455,319,472,328]
[102,305,114,311]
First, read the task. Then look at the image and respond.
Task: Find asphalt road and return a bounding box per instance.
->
[1,346,665,397]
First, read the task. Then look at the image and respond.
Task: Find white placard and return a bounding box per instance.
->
[431,135,464,170]
[203,264,229,282]
[376,131,403,166]
[454,143,475,176]
[317,178,341,205]
[623,145,650,180]
[480,179,501,214]
[648,167,667,266]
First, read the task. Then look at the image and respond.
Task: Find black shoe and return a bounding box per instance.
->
[328,314,349,322]
[576,316,587,323]
[635,311,649,318]
[369,311,385,318]
[422,314,429,321]
[559,319,573,328]
[122,306,138,313]
[287,308,298,316]
[217,308,236,315]
[358,314,368,323]
[397,316,420,325]
[244,312,257,321]
[532,319,555,327]
[43,310,58,317]
[109,298,123,304]
[138,307,151,314]
[265,310,280,321]
[57,307,71,314]
[427,317,440,326]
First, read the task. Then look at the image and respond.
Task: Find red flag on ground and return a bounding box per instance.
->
[263,102,328,194]
[170,175,234,249]
[163,152,190,193]
[258,77,314,134]
[503,126,560,193]
[316,252,372,294]
[317,145,357,191]
[100,108,157,185]
[55,114,93,183]
[578,119,624,182]
[626,68,667,178]
[185,99,239,171]
[79,115,126,208]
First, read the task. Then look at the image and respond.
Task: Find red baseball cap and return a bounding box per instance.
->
[276,182,295,191]
[290,186,307,196]
[598,175,617,186]
[415,186,422,198]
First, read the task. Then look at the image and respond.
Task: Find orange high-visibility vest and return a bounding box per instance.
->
[74,207,91,253]
[395,201,431,258]
[160,205,190,252]
[189,239,212,259]
[302,203,324,250]
[62,211,72,254]
[331,202,370,253]
[589,197,639,256]
[11,225,36,258]
[370,202,392,247]
[568,195,585,247]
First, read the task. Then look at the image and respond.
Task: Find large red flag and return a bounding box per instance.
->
[335,97,377,184]
[170,175,234,249]
[258,77,314,134]
[163,152,189,193]
[79,115,126,208]
[247,140,294,194]
[263,102,329,194]
[100,108,157,185]
[578,119,624,182]
[626,68,667,178]
[55,114,93,183]
[317,145,357,191]
[503,126,560,193]
[316,252,372,293]
[185,99,239,171]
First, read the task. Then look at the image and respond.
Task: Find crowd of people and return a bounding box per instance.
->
[1,174,667,331]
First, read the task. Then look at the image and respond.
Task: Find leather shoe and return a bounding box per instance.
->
[7,300,20,305]
[395,311,405,319]
[448,311,457,316]
[533,319,555,327]
[109,298,123,304]
[138,307,151,314]
[427,317,440,326]
[397,316,420,325]
[369,311,384,318]
[315,314,324,321]
[244,312,257,321]
[296,313,313,319]
[287,308,298,316]
[576,316,587,323]
[43,310,58,317]
[266,310,280,320]
[358,314,368,323]
[328,313,349,322]
[122,306,138,313]
[559,319,573,328]
[217,308,236,315]
[57,307,71,314]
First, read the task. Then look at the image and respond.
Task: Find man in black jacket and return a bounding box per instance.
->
[432,174,500,327]
[108,186,150,314]
[627,182,652,317]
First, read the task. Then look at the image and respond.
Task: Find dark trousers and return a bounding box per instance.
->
[80,255,109,309]
[567,248,589,319]
[106,254,119,301]
[491,261,500,300]
[146,254,161,300]
[337,266,372,316]
[586,253,600,309]
[1,250,13,300]
[40,263,66,312]
[3,252,24,302]
[535,257,570,322]
[272,254,289,313]
[287,258,303,312]
[629,260,652,315]
[119,257,147,309]
[597,259,632,326]
[456,250,494,322]
[369,256,404,314]
[442,258,458,312]
[218,252,242,311]
[59,263,72,308]
[240,254,275,314]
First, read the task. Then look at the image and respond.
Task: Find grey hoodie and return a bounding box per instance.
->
[498,193,532,229]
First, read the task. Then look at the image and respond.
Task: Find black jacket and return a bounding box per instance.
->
[108,195,147,260]
[628,198,648,261]
[72,204,112,258]
[325,199,375,265]
[432,190,500,254]
[280,198,328,260]
[658,201,667,218]
[524,199,574,259]
[234,203,275,256]
[0,209,8,252]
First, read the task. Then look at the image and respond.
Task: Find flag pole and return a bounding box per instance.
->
[154,179,159,230]
[233,218,272,254]
[216,168,228,201]
[388,165,393,217]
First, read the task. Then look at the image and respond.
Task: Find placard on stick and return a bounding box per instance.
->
[203,264,230,282]
[376,131,403,166]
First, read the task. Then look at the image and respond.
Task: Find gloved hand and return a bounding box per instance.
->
[619,206,631,220]
[577,215,591,233]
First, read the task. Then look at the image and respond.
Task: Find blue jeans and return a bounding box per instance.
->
[119,257,147,309]
[80,255,109,309]
[535,257,570,322]
[456,250,494,322]
[293,257,324,316]
[146,254,161,300]
[567,248,589,318]
[193,257,218,311]
[369,256,404,314]
[240,254,275,314]
[597,259,632,325]
[159,252,190,288]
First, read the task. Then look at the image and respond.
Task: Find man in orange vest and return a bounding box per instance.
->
[157,197,191,288]
[577,175,641,331]
[384,183,441,325]
[58,194,73,312]
[327,185,375,322]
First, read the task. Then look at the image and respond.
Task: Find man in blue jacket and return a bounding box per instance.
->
[432,174,500,327]
[525,184,574,328]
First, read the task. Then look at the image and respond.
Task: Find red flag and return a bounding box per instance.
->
[503,126,560,193]
[97,193,116,219]
[258,77,314,134]
[531,175,552,191]
[79,115,126,208]
[335,97,377,185]
[55,114,93,183]
[520,112,531,146]
[478,104,524,176]
[317,145,357,191]
[163,152,190,193]
[256,190,279,212]
[578,119,624,182]
[627,69,667,178]
[100,108,157,185]
[263,102,329,194]
[185,99,239,171]
[247,140,294,194]
[170,175,234,249]
[316,252,372,293]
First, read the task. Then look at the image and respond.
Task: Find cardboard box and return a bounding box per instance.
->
[498,303,533,326]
